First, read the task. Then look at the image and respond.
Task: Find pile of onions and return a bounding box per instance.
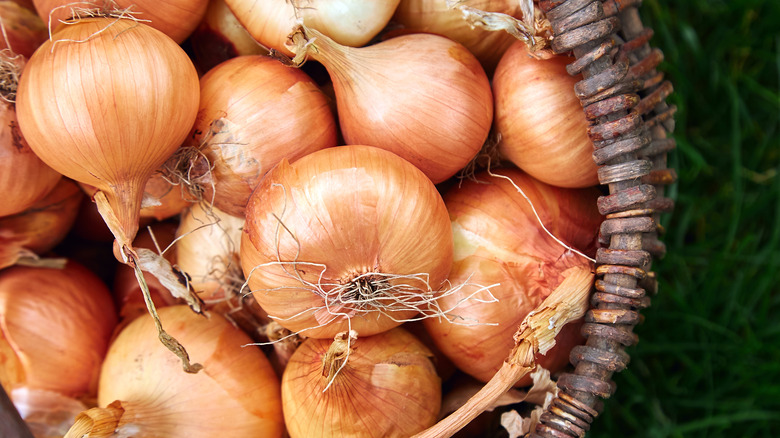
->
[178,54,337,217]
[282,327,440,437]
[0,178,82,269]
[241,145,453,338]
[288,27,493,183]
[224,0,400,56]
[424,168,602,385]
[393,0,523,74]
[493,41,599,188]
[0,260,117,433]
[65,305,284,438]
[32,0,209,43]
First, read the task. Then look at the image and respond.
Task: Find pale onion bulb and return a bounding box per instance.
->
[241,145,454,339]
[224,0,401,55]
[0,178,82,270]
[394,0,522,74]
[32,0,209,43]
[182,54,337,217]
[0,260,118,398]
[282,327,441,438]
[493,41,600,188]
[424,168,602,385]
[69,305,285,438]
[289,27,494,183]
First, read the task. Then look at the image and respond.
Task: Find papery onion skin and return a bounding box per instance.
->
[224,0,400,56]
[393,0,522,75]
[282,327,441,438]
[97,305,284,438]
[0,260,118,398]
[299,30,493,184]
[187,54,337,217]
[16,18,200,245]
[0,1,48,58]
[32,0,209,43]
[241,145,454,339]
[424,169,602,385]
[0,178,82,269]
[494,41,599,188]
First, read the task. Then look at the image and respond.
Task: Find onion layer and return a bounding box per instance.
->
[424,169,602,385]
[241,145,454,338]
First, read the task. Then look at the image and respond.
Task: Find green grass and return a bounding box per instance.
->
[589,0,780,436]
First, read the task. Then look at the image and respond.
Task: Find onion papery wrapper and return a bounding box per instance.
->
[0,1,48,58]
[287,26,494,184]
[64,305,284,438]
[282,327,441,438]
[241,145,457,339]
[424,168,602,386]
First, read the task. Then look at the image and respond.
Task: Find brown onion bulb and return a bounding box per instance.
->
[393,0,522,74]
[67,305,284,438]
[241,145,454,339]
[32,0,209,43]
[183,55,337,217]
[16,17,200,250]
[282,327,441,438]
[0,178,82,269]
[225,0,400,56]
[424,169,602,385]
[0,260,118,398]
[493,42,599,188]
[0,1,48,58]
[289,28,493,183]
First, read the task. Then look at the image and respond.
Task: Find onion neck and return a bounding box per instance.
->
[93,180,144,262]
[64,402,124,438]
[288,26,352,77]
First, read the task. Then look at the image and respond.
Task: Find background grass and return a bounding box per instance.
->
[589,0,780,436]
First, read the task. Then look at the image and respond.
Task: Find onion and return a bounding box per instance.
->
[65,305,285,438]
[0,178,82,269]
[0,260,117,399]
[424,168,601,386]
[289,27,493,183]
[188,0,269,74]
[225,0,401,56]
[282,327,441,437]
[241,145,454,339]
[0,0,48,58]
[0,52,61,218]
[493,41,599,188]
[393,0,522,74]
[32,0,209,43]
[176,54,337,218]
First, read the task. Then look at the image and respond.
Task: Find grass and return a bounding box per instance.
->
[589,0,780,436]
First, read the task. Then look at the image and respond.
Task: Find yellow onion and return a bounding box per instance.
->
[494,41,599,188]
[65,305,284,438]
[32,0,209,43]
[241,145,454,339]
[16,17,199,253]
[0,260,117,398]
[225,0,400,56]
[289,27,493,183]
[0,0,48,58]
[0,178,82,269]
[282,327,441,438]
[393,0,522,74]
[180,54,337,217]
[188,0,269,73]
[424,168,602,385]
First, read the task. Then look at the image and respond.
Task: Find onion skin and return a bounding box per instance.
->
[0,1,48,58]
[424,169,602,385]
[16,17,200,246]
[241,145,454,338]
[494,42,599,188]
[32,0,209,43]
[0,178,82,269]
[297,29,493,184]
[0,260,118,398]
[282,327,441,438]
[96,305,284,438]
[188,55,337,217]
